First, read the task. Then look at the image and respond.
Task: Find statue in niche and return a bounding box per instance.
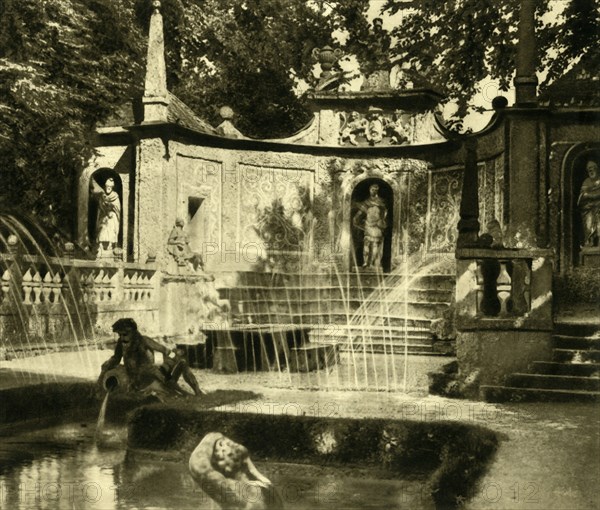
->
[578,160,600,247]
[167,218,205,271]
[189,432,284,509]
[90,176,121,257]
[339,111,367,146]
[353,183,388,269]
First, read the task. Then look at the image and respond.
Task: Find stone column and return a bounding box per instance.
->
[457,138,480,248]
[508,0,542,247]
[514,0,538,107]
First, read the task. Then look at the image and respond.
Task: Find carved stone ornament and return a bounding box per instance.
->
[339,109,411,146]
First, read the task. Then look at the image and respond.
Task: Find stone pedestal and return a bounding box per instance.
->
[457,330,553,387]
[580,246,600,267]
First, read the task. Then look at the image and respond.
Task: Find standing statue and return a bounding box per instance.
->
[353,183,388,269]
[167,218,205,270]
[189,432,284,509]
[578,160,600,247]
[90,177,121,257]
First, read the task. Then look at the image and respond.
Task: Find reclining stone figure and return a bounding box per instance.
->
[189,432,284,509]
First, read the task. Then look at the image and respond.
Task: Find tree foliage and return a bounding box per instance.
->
[0,0,597,234]
[382,0,599,117]
[0,0,145,231]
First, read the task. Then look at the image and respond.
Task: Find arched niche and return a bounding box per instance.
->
[87,169,124,252]
[561,144,600,270]
[339,169,400,272]
[350,178,394,272]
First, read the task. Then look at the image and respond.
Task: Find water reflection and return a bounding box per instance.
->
[0,424,433,509]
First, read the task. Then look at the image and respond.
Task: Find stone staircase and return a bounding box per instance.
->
[218,267,454,357]
[482,321,600,402]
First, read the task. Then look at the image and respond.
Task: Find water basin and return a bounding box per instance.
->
[0,423,434,509]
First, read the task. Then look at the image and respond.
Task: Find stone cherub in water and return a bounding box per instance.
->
[189,432,284,509]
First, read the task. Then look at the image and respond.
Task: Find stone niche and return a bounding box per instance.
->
[331,158,429,273]
[87,169,124,258]
[78,146,132,260]
[350,178,394,272]
[563,146,600,269]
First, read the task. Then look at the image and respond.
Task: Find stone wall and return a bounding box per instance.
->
[127,139,480,275]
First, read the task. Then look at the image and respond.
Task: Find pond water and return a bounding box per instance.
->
[0,424,434,509]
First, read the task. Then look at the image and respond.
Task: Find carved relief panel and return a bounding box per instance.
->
[338,109,444,147]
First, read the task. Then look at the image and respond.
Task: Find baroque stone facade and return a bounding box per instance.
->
[70,1,600,358]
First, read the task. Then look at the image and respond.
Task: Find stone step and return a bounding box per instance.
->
[230,296,451,308]
[320,329,433,342]
[553,321,600,338]
[553,334,600,350]
[300,329,433,350]
[366,288,454,302]
[232,320,432,331]
[350,317,437,330]
[232,303,447,322]
[553,349,600,363]
[227,288,453,304]
[530,361,600,377]
[335,343,441,356]
[312,325,432,342]
[233,305,445,322]
[481,385,600,403]
[231,272,398,288]
[227,273,455,291]
[232,314,434,331]
[507,373,600,391]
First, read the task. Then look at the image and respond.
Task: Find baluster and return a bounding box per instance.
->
[95,269,105,286]
[496,261,512,315]
[479,259,501,316]
[53,272,63,302]
[22,268,33,304]
[123,271,131,300]
[510,259,530,314]
[1,269,10,303]
[31,269,42,304]
[42,272,52,303]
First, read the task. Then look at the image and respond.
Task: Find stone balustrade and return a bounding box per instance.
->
[0,254,158,307]
[0,253,160,349]
[455,248,553,330]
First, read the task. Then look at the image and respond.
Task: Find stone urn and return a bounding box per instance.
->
[312,45,342,79]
